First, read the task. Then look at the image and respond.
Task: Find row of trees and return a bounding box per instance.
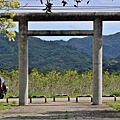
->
[0,69,120,97]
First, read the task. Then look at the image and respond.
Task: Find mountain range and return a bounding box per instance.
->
[0,32,120,73]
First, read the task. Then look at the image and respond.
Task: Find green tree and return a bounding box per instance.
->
[0,0,20,41]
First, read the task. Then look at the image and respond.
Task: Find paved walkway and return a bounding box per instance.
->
[0,101,120,120]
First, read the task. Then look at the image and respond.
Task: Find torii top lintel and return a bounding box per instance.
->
[1,12,120,21]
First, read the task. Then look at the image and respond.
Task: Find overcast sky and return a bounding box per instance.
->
[10,0,120,41]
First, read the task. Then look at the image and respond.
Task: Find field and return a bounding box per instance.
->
[1,69,120,97]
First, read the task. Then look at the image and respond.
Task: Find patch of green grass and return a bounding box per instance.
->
[0,101,17,111]
[5,93,19,98]
[107,101,120,111]
[64,113,69,119]
[110,90,120,97]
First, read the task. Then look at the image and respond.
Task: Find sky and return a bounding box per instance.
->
[7,0,120,41]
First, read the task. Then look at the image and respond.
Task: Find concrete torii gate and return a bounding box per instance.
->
[1,12,120,106]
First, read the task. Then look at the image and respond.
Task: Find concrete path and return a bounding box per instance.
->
[0,99,120,120]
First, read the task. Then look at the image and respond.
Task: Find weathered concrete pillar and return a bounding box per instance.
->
[93,18,102,105]
[18,18,28,105]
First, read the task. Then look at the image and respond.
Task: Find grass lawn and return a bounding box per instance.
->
[108,101,120,111]
[0,101,16,111]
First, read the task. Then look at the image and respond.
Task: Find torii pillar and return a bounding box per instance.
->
[18,18,28,105]
[93,18,102,105]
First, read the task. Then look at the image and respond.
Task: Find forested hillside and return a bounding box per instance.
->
[0,32,120,72]
[57,32,120,59]
[28,37,91,72]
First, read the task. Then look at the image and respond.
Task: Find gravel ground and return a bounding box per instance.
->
[0,101,120,120]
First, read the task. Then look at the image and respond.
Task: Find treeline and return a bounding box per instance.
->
[1,69,120,97]
[2,32,120,73]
